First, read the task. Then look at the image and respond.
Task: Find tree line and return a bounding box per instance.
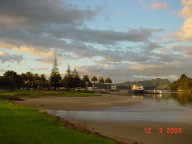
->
[170,74,192,92]
[0,66,112,91]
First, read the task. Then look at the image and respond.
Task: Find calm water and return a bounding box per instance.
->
[47,93,192,123]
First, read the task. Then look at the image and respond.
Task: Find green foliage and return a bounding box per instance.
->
[0,67,112,91]
[62,66,83,89]
[91,76,97,83]
[105,77,112,84]
[0,101,115,144]
[82,75,92,87]
[99,77,104,84]
[170,74,192,92]
[0,70,22,90]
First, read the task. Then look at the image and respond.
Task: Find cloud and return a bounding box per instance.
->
[149,2,168,10]
[173,45,192,57]
[0,51,23,63]
[61,27,161,44]
[0,0,97,26]
[77,59,192,83]
[176,0,192,40]
[0,0,162,60]
[129,64,162,71]
[0,0,190,83]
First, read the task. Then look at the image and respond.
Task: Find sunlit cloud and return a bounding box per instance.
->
[149,2,168,10]
[129,64,162,71]
[0,51,6,56]
[0,51,23,63]
[176,0,192,40]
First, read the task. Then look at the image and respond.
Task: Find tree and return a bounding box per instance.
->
[0,76,9,89]
[180,74,188,80]
[71,68,81,89]
[91,76,97,88]
[170,74,192,92]
[33,73,40,89]
[105,77,112,84]
[105,77,112,89]
[49,55,61,91]
[99,77,104,89]
[24,72,34,88]
[3,70,21,90]
[63,64,73,90]
[39,74,47,89]
[82,75,91,88]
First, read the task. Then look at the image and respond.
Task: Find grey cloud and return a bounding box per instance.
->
[0,54,23,63]
[78,60,192,83]
[60,27,162,44]
[173,45,192,56]
[0,0,96,25]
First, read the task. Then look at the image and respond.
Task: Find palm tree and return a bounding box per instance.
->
[99,77,104,89]
[34,73,40,89]
[91,76,97,88]
[82,75,90,88]
[39,74,47,89]
[25,72,34,89]
[105,77,112,89]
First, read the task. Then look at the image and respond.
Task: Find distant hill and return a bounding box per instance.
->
[117,78,171,90]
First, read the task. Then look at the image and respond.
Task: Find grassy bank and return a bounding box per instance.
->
[0,90,96,100]
[0,100,115,144]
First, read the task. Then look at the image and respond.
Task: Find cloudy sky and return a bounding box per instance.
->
[0,0,192,83]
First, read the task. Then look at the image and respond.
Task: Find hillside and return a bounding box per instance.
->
[117,78,171,90]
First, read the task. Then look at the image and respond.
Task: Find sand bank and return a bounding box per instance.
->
[17,95,141,110]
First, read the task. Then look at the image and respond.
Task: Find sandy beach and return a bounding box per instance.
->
[16,95,192,144]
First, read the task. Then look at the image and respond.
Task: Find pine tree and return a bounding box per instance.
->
[63,64,73,90]
[71,68,81,89]
[49,55,61,91]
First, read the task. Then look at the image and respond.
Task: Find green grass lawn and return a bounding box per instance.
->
[0,100,115,144]
[0,90,96,100]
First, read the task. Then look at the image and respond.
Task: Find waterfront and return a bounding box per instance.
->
[47,93,192,123]
[17,92,192,144]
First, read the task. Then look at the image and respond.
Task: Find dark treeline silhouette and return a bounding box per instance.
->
[170,74,192,92]
[0,68,112,91]
[0,56,112,91]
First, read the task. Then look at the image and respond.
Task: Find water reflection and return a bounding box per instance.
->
[46,93,192,123]
[170,93,192,105]
[144,93,192,106]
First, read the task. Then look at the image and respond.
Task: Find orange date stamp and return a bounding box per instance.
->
[144,127,182,135]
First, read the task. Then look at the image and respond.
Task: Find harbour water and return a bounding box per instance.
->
[47,93,192,123]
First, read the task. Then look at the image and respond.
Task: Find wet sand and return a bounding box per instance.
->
[16,95,192,144]
[64,119,192,144]
[17,95,141,110]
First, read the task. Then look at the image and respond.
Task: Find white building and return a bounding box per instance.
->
[111,85,117,90]
[131,84,144,91]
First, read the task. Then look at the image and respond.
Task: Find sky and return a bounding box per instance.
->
[0,0,192,83]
